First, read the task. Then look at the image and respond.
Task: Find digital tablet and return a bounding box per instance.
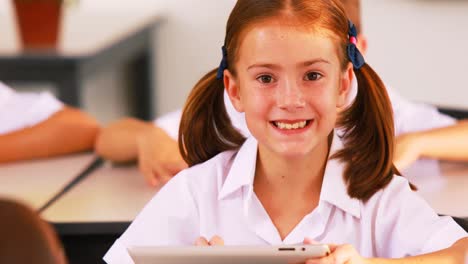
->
[128,245,330,264]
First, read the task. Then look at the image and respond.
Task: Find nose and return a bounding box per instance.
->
[276,78,306,111]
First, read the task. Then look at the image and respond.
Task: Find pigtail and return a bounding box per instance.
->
[333,63,406,202]
[179,68,246,167]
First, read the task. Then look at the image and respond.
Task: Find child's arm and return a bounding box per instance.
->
[95,117,187,186]
[306,238,468,264]
[0,107,99,163]
[394,120,468,170]
[95,118,153,162]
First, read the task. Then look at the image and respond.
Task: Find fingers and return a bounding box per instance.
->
[194,237,210,246]
[154,166,174,184]
[209,235,225,246]
[194,236,224,246]
[136,128,183,187]
[303,237,319,245]
[138,158,159,187]
[305,256,334,264]
[166,159,188,175]
[138,158,175,187]
[305,244,355,264]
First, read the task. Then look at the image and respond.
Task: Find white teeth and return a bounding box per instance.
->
[274,121,308,130]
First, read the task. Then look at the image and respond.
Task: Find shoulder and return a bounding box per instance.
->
[364,175,467,257]
[365,175,420,212]
[360,175,432,228]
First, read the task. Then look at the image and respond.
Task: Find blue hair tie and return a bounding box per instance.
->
[347,20,365,70]
[216,46,228,80]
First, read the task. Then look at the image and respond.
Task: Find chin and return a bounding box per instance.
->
[274,143,316,158]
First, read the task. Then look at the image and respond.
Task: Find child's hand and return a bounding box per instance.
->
[302,238,367,264]
[194,236,224,246]
[136,126,187,187]
[305,244,367,264]
[394,132,422,171]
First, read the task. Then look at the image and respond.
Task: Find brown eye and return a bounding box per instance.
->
[305,72,322,81]
[257,75,274,84]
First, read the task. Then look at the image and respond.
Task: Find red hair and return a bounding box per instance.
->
[179,0,401,201]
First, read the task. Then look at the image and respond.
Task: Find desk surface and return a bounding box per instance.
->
[0,8,162,57]
[29,158,466,237]
[0,153,96,210]
[42,162,159,223]
[404,159,468,218]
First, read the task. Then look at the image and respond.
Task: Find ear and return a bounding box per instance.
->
[356,33,368,56]
[223,69,244,112]
[337,63,353,108]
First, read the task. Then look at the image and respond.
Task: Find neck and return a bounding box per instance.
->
[254,134,332,197]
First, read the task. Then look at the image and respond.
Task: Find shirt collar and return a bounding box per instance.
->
[320,132,361,218]
[218,136,258,200]
[218,132,361,219]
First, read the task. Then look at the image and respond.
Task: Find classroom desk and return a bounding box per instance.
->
[41,160,468,264]
[0,153,96,210]
[0,10,162,120]
[42,162,160,235]
[404,159,468,218]
[40,162,159,263]
[42,159,468,235]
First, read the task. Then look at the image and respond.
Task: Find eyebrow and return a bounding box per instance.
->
[301,58,331,67]
[247,58,331,70]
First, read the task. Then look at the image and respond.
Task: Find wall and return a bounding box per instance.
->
[362,0,468,110]
[1,0,467,121]
[153,0,468,113]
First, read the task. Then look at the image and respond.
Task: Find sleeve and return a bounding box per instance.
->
[386,86,456,136]
[374,177,467,258]
[153,109,182,140]
[0,82,63,135]
[103,171,200,264]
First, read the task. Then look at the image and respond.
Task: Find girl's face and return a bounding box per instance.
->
[225,21,352,159]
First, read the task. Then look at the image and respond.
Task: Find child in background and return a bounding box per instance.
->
[0,199,67,264]
[95,0,467,187]
[104,0,467,263]
[0,82,99,163]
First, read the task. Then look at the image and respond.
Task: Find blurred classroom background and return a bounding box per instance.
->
[1,0,467,123]
[1,0,468,263]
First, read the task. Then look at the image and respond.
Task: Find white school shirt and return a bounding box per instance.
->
[0,82,63,135]
[344,78,456,177]
[154,77,455,140]
[103,132,467,263]
[345,78,456,133]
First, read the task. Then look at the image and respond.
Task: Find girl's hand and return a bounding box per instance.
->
[305,244,368,264]
[136,126,187,187]
[194,236,224,246]
[303,238,368,264]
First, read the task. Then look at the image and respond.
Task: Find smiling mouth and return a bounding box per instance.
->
[271,120,313,130]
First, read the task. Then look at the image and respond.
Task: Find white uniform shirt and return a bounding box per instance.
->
[154,78,455,140]
[0,82,63,135]
[345,78,456,134]
[104,133,467,263]
[343,78,456,177]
